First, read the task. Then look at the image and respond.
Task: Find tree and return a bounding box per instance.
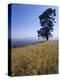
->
[37,8,56,40]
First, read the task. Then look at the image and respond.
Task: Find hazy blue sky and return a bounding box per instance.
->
[11,4,58,40]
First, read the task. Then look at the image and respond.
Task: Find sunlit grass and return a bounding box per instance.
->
[11,40,58,76]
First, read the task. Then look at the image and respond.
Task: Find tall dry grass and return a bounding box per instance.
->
[11,40,58,76]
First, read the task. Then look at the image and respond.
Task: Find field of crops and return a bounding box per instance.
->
[11,40,58,76]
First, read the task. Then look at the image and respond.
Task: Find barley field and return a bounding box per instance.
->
[11,40,58,76]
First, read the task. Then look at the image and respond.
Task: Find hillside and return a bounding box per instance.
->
[11,40,58,76]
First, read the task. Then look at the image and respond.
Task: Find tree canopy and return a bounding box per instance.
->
[37,8,56,40]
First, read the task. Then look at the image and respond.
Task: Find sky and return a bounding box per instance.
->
[10,4,58,40]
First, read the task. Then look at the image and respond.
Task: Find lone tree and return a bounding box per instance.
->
[37,8,56,40]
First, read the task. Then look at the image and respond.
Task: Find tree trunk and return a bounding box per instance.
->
[46,36,48,40]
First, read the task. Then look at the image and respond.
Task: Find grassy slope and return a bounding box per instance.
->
[11,40,58,76]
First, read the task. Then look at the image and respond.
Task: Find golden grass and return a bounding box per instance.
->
[11,40,58,76]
